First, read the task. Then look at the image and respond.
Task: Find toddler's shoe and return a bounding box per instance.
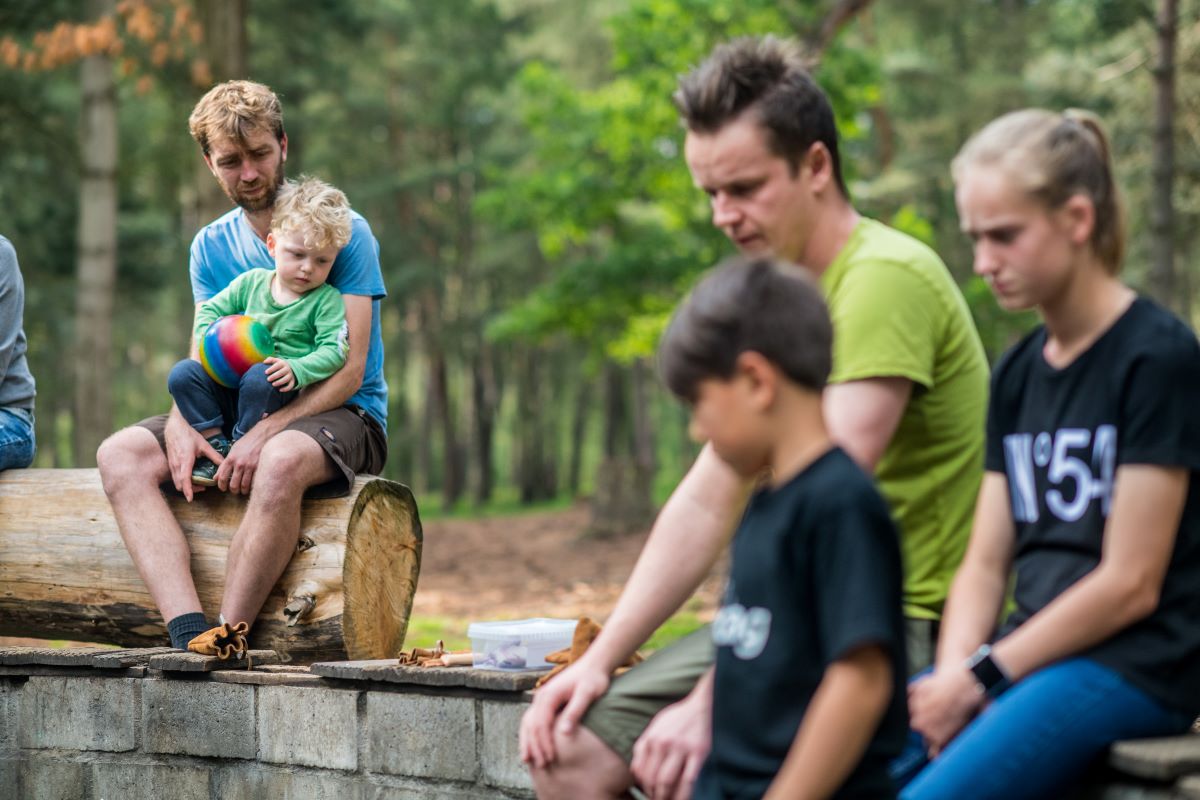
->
[191,434,232,487]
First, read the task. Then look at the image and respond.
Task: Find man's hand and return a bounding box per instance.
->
[264,357,297,392]
[215,421,275,496]
[630,686,712,800]
[519,660,612,769]
[908,665,983,755]
[164,411,219,502]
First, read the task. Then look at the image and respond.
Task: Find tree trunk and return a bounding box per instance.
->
[429,337,462,511]
[0,471,422,664]
[630,358,657,478]
[1151,0,1179,311]
[515,346,549,503]
[471,344,497,506]
[185,0,249,233]
[73,1,118,467]
[588,362,654,538]
[567,366,590,497]
[802,0,875,63]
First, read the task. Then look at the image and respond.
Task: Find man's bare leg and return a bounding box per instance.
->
[530,725,634,800]
[219,431,335,624]
[97,426,203,621]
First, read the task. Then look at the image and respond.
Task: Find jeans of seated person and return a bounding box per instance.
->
[168,359,297,441]
[0,407,34,470]
[892,657,1193,800]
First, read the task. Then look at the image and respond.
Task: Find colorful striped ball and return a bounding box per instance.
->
[199,314,275,388]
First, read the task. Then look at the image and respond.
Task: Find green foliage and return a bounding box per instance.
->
[5,0,1198,491]
[479,0,883,363]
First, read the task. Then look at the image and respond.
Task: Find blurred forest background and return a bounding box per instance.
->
[1,0,1196,531]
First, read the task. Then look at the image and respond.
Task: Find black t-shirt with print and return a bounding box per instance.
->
[988,297,1200,714]
[693,447,908,800]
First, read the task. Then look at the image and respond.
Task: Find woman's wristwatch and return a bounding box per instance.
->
[964,644,1012,699]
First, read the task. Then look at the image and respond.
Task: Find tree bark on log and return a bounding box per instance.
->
[0,470,422,663]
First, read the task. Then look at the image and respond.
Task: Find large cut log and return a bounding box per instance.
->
[0,469,422,663]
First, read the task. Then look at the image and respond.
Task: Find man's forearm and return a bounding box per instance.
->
[582,446,752,671]
[256,363,361,434]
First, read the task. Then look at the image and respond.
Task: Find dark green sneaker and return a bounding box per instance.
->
[191,435,232,487]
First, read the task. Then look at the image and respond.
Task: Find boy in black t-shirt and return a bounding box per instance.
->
[657,255,908,799]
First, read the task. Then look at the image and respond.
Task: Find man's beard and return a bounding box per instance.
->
[226,162,285,212]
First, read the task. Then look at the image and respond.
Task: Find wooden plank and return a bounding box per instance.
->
[308,659,396,682]
[309,659,542,692]
[1110,735,1200,781]
[0,646,112,667]
[210,669,327,687]
[0,665,146,678]
[91,647,178,669]
[149,650,280,672]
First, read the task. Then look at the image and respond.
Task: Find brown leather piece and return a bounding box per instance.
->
[535,617,644,689]
[187,621,250,661]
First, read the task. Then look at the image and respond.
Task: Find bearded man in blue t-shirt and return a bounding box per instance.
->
[96,80,388,653]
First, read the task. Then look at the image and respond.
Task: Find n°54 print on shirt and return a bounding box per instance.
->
[1003,425,1117,524]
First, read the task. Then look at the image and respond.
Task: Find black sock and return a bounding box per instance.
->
[167,612,210,650]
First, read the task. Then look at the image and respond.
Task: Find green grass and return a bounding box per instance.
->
[404,615,472,652]
[417,488,576,522]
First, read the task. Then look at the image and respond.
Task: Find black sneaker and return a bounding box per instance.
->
[191,435,232,487]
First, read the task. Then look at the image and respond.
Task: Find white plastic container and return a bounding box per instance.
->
[467,618,578,670]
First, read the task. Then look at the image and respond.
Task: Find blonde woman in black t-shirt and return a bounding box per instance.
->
[894,109,1200,799]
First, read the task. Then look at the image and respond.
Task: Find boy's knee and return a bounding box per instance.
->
[167,359,209,399]
[238,362,273,392]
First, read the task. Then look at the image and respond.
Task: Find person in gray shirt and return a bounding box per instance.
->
[0,236,36,469]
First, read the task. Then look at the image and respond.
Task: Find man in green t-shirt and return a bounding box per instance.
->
[520,36,988,800]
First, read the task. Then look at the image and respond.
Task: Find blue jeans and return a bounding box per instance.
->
[893,657,1193,800]
[167,359,296,441]
[0,407,34,469]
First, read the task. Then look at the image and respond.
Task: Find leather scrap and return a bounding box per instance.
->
[187,621,252,668]
[535,616,644,688]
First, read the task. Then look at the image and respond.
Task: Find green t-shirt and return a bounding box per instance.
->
[821,218,989,620]
[194,268,348,389]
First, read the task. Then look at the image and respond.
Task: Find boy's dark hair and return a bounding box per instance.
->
[659,256,833,402]
[674,35,848,198]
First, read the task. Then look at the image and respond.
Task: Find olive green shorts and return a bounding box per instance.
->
[581,617,938,763]
[581,626,715,763]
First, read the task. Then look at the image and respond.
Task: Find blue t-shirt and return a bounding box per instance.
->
[189,207,388,429]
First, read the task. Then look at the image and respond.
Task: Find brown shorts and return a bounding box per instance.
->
[136,405,387,499]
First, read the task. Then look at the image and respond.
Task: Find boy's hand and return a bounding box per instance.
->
[908,665,983,755]
[632,690,711,800]
[263,357,297,392]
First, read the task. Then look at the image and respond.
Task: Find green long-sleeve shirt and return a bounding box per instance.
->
[194,268,348,389]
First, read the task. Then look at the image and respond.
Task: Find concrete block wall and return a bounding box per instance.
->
[0,669,535,800]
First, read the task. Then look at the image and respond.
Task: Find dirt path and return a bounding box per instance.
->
[412,504,724,622]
